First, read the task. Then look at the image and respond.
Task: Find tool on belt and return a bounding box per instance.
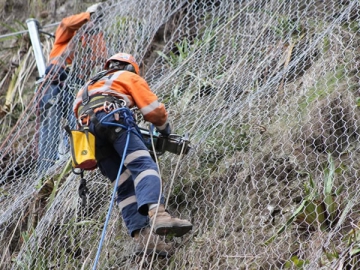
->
[139,127,191,156]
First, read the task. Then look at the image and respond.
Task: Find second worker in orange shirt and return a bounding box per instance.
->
[37,3,107,174]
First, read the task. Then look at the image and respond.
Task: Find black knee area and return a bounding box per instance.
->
[138,204,149,216]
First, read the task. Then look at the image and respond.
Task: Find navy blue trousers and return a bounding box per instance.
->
[89,110,164,236]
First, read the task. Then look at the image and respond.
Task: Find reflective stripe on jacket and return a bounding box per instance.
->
[73,70,169,129]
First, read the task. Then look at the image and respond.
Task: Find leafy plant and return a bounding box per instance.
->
[157,17,220,70]
[337,222,360,268]
[270,16,303,39]
[157,39,191,68]
[265,153,345,244]
[284,255,309,269]
[12,229,48,270]
[295,154,345,230]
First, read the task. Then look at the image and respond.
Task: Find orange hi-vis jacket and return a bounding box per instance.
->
[48,12,107,67]
[73,70,169,130]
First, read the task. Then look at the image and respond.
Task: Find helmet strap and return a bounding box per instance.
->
[123,64,135,73]
[108,61,136,74]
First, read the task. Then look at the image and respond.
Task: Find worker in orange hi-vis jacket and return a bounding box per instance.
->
[73,53,193,257]
[37,3,107,174]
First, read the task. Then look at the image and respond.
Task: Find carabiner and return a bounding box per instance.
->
[104,101,115,113]
[78,113,90,126]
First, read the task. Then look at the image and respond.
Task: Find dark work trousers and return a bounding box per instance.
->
[37,65,76,174]
[89,110,165,236]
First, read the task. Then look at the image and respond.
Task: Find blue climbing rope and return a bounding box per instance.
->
[91,107,141,270]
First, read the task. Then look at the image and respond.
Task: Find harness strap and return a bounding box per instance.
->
[81,68,121,106]
[78,94,126,117]
[78,68,126,126]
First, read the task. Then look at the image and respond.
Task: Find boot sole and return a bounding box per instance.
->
[154,224,192,237]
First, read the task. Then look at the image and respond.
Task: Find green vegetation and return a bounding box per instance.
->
[265,153,346,244]
[284,255,309,269]
[157,17,220,70]
[157,39,191,69]
[298,66,345,112]
[0,21,26,41]
[339,221,360,268]
[295,154,345,231]
[270,16,303,39]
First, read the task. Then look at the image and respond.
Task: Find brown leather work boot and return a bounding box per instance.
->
[134,227,173,257]
[149,205,192,237]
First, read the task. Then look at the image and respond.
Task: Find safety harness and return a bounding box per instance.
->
[77,68,126,126]
[78,68,143,148]
[71,68,142,207]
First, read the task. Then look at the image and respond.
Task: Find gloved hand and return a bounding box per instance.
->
[86,3,101,14]
[157,123,171,137]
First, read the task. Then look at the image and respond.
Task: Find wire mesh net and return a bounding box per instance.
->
[1,0,360,269]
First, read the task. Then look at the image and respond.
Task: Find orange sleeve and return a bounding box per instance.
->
[112,72,168,127]
[54,12,90,45]
[48,12,91,62]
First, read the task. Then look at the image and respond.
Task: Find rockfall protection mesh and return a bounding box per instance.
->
[1,0,360,269]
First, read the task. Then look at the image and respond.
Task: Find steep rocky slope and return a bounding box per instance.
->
[1,1,360,269]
